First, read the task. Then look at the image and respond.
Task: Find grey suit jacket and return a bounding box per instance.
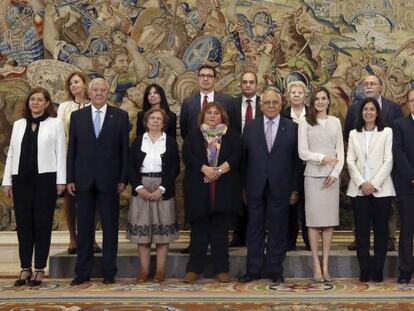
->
[180,92,236,139]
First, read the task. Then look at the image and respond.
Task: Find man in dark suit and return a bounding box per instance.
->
[393,88,414,284]
[180,64,236,139]
[344,74,403,251]
[67,78,129,285]
[229,71,262,247]
[240,88,299,283]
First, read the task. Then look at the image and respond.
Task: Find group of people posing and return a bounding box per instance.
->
[2,64,414,287]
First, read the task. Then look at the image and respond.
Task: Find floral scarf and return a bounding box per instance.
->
[200,123,228,167]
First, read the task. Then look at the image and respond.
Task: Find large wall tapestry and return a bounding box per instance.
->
[0,0,413,230]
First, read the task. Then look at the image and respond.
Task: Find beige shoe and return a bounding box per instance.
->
[216,272,230,283]
[136,271,149,283]
[184,272,199,284]
[153,271,165,283]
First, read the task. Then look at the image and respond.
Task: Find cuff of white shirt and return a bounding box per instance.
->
[159,186,166,194]
[330,171,339,179]
[135,185,144,192]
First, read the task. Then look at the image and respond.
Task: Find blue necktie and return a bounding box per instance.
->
[94,110,101,138]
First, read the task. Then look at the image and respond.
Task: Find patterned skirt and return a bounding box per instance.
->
[126,176,178,244]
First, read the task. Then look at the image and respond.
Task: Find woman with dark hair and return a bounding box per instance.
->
[57,71,103,255]
[128,108,180,283]
[182,101,242,284]
[298,87,344,282]
[346,97,395,282]
[2,87,66,286]
[136,84,177,138]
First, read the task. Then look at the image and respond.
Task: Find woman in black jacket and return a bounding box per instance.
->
[182,101,242,284]
[127,107,180,283]
[136,84,177,138]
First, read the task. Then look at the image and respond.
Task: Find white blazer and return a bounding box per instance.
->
[2,117,66,186]
[346,127,395,197]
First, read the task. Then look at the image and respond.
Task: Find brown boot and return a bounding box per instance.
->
[216,272,230,283]
[184,272,199,284]
[136,271,149,283]
[153,271,165,283]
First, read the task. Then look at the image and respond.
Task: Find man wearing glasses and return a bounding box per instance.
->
[344,74,403,252]
[344,74,402,141]
[179,64,236,139]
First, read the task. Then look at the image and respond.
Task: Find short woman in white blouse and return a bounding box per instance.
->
[346,97,395,282]
[127,108,180,283]
[298,87,344,282]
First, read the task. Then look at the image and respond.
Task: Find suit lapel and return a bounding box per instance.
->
[193,94,201,118]
[256,116,269,152]
[85,106,96,140]
[271,117,286,152]
[368,127,379,152]
[255,97,262,118]
[381,97,390,120]
[97,105,113,140]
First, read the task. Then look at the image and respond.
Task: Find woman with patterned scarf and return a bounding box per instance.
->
[182,101,242,284]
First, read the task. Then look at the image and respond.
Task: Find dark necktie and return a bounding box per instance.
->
[245,99,253,123]
[202,95,209,109]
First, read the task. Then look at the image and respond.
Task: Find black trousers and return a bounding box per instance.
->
[12,173,57,269]
[75,184,119,278]
[353,196,391,273]
[287,194,309,248]
[246,183,289,276]
[398,194,414,275]
[186,212,230,274]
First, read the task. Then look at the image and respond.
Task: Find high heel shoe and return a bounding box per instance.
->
[28,269,44,286]
[312,274,325,283]
[14,268,32,286]
[323,273,332,282]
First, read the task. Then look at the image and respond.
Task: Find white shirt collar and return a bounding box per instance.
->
[91,103,107,113]
[143,132,166,142]
[242,95,257,105]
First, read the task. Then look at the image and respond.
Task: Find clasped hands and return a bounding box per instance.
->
[360,181,377,196]
[137,187,162,201]
[201,162,229,183]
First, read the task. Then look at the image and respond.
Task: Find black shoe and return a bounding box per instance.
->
[229,237,245,247]
[238,273,260,283]
[70,275,90,286]
[67,247,77,255]
[359,271,371,282]
[347,240,357,251]
[270,273,285,283]
[387,240,395,251]
[103,276,115,284]
[397,272,411,285]
[94,245,102,253]
[372,270,383,283]
[14,268,32,286]
[28,269,44,286]
[180,245,190,254]
[287,244,297,251]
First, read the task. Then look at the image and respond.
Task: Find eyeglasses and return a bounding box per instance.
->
[199,74,215,79]
[262,101,281,107]
[362,82,380,87]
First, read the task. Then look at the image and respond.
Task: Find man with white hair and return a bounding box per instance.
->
[67,78,129,285]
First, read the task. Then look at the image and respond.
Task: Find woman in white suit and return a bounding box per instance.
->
[2,87,66,286]
[298,87,344,282]
[347,97,395,283]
